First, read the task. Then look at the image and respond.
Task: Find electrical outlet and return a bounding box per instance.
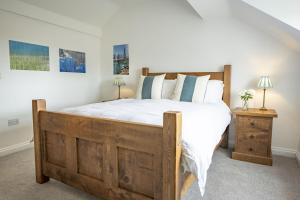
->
[8,119,19,126]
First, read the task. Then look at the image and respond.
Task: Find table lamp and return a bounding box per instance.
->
[114,77,126,99]
[257,76,273,110]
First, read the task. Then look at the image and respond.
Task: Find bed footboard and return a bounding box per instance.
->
[32,99,182,200]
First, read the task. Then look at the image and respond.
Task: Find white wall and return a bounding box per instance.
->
[0,9,101,152]
[100,0,300,152]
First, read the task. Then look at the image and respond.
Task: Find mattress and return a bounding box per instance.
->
[63,99,231,195]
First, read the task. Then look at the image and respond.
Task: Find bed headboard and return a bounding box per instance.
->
[142,65,231,107]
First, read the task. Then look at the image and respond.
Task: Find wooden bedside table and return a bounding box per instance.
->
[232,108,278,166]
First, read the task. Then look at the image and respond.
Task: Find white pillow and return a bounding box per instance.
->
[136,74,166,99]
[204,80,224,103]
[162,79,177,99]
[172,74,210,103]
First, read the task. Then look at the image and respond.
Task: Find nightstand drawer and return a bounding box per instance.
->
[237,116,272,132]
[236,132,269,156]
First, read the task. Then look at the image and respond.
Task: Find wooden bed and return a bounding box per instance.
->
[32,65,231,200]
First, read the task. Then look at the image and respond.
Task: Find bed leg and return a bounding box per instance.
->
[220,127,229,149]
[163,111,182,200]
[32,99,49,184]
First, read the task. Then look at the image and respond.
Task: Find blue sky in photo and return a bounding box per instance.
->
[9,40,49,56]
[113,44,128,56]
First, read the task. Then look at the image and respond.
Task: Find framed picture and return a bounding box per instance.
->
[113,44,129,75]
[59,49,86,73]
[9,40,49,71]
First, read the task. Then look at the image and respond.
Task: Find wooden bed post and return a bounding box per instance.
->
[223,65,231,107]
[221,65,231,148]
[142,67,149,76]
[32,99,49,184]
[163,111,182,200]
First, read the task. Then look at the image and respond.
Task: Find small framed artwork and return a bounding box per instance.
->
[9,40,49,71]
[59,49,86,73]
[113,44,129,75]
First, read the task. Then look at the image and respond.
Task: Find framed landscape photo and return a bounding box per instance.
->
[9,40,49,71]
[113,44,129,75]
[59,49,86,73]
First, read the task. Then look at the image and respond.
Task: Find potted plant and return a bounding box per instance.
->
[239,89,255,110]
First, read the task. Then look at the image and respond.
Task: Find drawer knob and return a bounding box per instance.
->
[250,122,255,127]
[250,135,254,139]
[249,148,253,152]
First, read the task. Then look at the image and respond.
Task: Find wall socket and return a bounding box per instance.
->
[8,119,19,126]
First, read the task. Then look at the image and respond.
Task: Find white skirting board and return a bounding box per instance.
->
[0,140,33,157]
[271,146,297,158]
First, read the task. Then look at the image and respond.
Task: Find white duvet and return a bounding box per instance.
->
[63,99,231,195]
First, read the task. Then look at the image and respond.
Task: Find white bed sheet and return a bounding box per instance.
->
[63,99,231,195]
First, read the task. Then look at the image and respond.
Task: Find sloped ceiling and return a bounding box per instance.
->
[17,0,122,27]
[241,0,300,31]
[187,0,300,52]
[229,0,300,52]
[186,0,231,18]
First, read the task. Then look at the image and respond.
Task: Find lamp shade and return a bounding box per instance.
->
[257,76,272,89]
[113,77,126,86]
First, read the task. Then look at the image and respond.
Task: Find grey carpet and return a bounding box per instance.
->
[0,148,299,200]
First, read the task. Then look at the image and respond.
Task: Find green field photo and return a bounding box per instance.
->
[9,40,49,71]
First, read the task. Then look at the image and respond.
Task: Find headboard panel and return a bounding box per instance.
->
[142,65,231,107]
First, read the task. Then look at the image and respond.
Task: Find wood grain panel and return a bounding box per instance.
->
[237,116,272,133]
[39,111,162,139]
[111,124,162,155]
[77,139,104,181]
[44,162,110,199]
[118,147,154,198]
[233,108,277,118]
[236,132,269,156]
[45,132,66,167]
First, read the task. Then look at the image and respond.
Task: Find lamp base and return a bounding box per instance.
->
[259,107,268,111]
[260,89,268,111]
